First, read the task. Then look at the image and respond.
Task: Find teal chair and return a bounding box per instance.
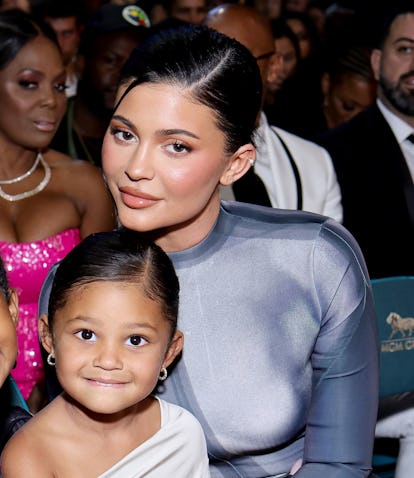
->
[371,276,414,478]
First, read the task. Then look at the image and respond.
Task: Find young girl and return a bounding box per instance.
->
[1,229,210,477]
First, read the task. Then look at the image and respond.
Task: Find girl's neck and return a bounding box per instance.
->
[61,393,158,436]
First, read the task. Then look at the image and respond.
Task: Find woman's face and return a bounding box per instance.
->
[286,18,312,59]
[275,36,298,80]
[102,83,236,252]
[0,35,67,151]
[322,72,377,129]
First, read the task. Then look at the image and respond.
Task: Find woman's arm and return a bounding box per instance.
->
[295,223,379,477]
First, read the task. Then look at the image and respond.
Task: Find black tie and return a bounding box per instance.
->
[406,134,414,144]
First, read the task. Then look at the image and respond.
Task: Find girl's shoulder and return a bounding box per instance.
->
[1,411,50,475]
[1,398,72,475]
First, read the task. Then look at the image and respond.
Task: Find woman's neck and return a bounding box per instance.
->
[152,192,221,253]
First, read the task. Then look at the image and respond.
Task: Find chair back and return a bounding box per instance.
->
[371,276,414,397]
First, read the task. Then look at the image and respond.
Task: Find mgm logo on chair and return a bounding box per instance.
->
[382,311,414,352]
[372,276,414,398]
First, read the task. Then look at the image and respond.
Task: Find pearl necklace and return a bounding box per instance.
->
[0,153,51,202]
[0,153,41,185]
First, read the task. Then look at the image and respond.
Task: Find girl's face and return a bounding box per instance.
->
[0,35,67,151]
[41,281,182,416]
[102,83,252,252]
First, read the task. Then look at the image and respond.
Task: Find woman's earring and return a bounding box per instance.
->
[158,367,168,381]
[248,158,256,166]
[47,353,56,366]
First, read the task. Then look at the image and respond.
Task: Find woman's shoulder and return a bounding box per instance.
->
[44,150,111,203]
[221,200,329,230]
[45,150,102,177]
[220,201,366,272]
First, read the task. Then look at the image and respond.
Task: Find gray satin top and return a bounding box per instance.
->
[159,202,378,478]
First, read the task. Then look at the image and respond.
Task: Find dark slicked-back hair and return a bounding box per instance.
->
[0,8,58,71]
[48,229,180,338]
[118,25,262,153]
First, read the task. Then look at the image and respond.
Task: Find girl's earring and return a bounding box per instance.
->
[158,367,168,381]
[47,353,56,366]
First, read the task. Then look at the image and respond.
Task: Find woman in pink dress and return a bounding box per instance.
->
[0,9,116,412]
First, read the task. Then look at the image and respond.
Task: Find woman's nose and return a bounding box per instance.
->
[124,145,155,181]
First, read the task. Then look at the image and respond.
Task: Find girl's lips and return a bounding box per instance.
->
[87,378,126,388]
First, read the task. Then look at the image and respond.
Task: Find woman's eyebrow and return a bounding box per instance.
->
[156,129,200,140]
[111,115,137,132]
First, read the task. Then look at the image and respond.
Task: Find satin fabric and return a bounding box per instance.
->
[160,202,378,477]
[98,397,210,478]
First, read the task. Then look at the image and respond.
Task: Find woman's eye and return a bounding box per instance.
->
[54,83,68,93]
[110,127,137,143]
[18,80,37,89]
[75,329,96,342]
[127,335,148,347]
[165,141,191,154]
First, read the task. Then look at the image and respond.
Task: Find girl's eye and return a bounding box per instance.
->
[127,335,148,347]
[109,127,137,143]
[75,329,96,342]
[165,141,191,154]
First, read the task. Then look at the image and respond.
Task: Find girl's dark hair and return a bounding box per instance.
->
[0,8,59,71]
[48,229,180,337]
[118,24,262,153]
[0,256,10,301]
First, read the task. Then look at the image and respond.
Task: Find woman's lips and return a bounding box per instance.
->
[119,186,160,209]
[34,119,57,132]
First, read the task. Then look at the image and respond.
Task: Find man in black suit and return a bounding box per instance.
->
[317,4,414,477]
[316,2,414,280]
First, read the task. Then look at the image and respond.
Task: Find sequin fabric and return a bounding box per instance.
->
[0,228,81,399]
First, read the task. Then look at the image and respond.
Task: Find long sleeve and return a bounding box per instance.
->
[296,224,379,477]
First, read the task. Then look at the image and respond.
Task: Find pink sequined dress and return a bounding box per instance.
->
[0,228,81,400]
